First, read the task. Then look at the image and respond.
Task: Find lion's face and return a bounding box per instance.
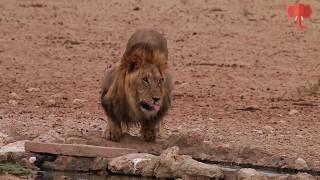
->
[126,64,165,117]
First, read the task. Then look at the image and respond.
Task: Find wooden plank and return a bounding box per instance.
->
[25,141,138,158]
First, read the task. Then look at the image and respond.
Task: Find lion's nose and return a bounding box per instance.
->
[152,97,160,103]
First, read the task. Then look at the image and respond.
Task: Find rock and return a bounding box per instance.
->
[154,146,182,177]
[238,168,260,179]
[289,109,299,115]
[262,125,274,133]
[279,120,286,124]
[8,99,18,106]
[294,158,308,170]
[0,140,27,153]
[0,132,12,147]
[237,145,270,164]
[26,87,40,92]
[291,172,315,180]
[32,130,64,143]
[25,141,137,158]
[173,91,184,97]
[50,93,68,100]
[141,156,160,177]
[46,99,57,107]
[255,130,263,135]
[108,153,156,175]
[108,147,223,178]
[43,156,108,171]
[9,92,20,100]
[154,146,223,178]
[72,99,86,105]
[177,158,224,178]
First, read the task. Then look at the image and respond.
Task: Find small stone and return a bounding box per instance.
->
[64,137,88,144]
[109,153,156,175]
[173,91,184,97]
[8,99,18,106]
[198,153,208,160]
[294,158,308,170]
[47,99,56,107]
[238,168,260,179]
[279,120,286,124]
[289,109,299,115]
[0,132,15,147]
[292,172,315,179]
[253,129,263,135]
[0,140,27,153]
[33,130,64,143]
[262,125,274,133]
[29,156,37,163]
[26,87,40,92]
[9,92,20,100]
[72,98,86,105]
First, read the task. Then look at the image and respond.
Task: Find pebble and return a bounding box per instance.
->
[279,120,286,124]
[294,158,308,170]
[289,109,299,115]
[253,129,263,135]
[9,92,20,100]
[72,99,86,105]
[238,168,260,178]
[8,99,18,106]
[262,125,274,133]
[47,99,57,107]
[26,87,40,92]
[296,135,303,138]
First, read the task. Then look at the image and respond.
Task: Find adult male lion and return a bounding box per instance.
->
[100,29,172,142]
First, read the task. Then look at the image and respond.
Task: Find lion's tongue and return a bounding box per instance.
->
[152,104,160,111]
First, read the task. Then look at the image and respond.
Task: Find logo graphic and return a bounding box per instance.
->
[287,3,312,29]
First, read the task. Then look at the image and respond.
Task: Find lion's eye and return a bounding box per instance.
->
[142,77,149,85]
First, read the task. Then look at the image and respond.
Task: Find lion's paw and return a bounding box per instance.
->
[102,126,122,142]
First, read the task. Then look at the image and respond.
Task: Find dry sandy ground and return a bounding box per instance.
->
[0,0,320,170]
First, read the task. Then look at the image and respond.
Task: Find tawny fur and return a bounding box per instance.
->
[100,29,172,142]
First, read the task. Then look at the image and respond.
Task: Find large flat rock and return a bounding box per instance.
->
[25,141,138,158]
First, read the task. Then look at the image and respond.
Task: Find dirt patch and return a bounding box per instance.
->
[0,0,320,175]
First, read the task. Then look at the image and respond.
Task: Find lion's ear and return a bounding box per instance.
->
[127,55,142,72]
[122,50,145,73]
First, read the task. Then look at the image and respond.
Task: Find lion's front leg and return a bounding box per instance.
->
[141,121,159,142]
[102,119,122,142]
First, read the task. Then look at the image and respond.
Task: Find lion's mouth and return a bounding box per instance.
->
[140,101,160,112]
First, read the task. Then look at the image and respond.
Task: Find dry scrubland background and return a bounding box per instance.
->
[0,0,320,166]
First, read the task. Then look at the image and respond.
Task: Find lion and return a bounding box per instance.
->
[100,29,172,142]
